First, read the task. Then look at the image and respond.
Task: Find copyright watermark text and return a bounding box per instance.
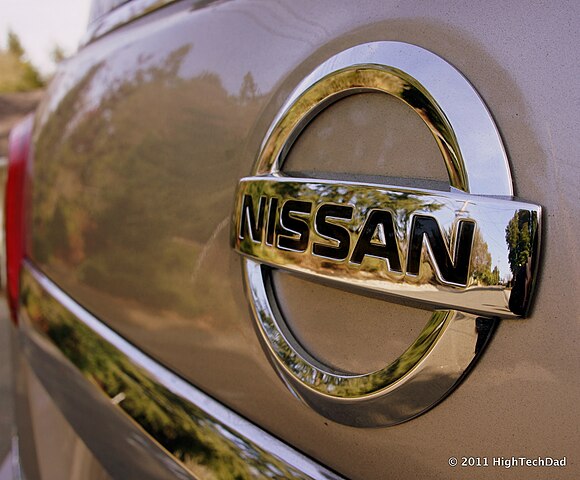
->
[448,456,567,469]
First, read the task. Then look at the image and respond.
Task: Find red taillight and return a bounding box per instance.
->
[5,114,34,324]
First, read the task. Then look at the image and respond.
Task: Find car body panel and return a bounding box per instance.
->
[13,0,580,478]
[16,263,340,479]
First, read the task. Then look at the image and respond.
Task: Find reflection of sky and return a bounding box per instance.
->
[2,0,315,100]
[353,186,516,281]
[454,199,514,281]
[172,1,337,96]
[42,3,303,116]
[477,208,513,281]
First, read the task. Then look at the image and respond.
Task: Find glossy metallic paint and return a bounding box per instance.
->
[19,263,341,479]
[19,0,580,478]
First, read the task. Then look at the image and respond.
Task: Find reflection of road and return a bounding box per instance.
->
[337,276,513,317]
[411,287,513,317]
[0,299,12,463]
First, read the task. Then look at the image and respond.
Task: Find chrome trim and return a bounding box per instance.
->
[258,42,512,196]
[20,263,342,480]
[88,0,130,25]
[247,260,496,425]
[0,436,22,480]
[234,42,541,426]
[234,176,540,319]
[9,436,21,480]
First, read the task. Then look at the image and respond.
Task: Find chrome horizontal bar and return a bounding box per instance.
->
[233,176,541,318]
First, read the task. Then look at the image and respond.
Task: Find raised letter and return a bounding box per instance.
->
[351,210,402,272]
[265,197,279,246]
[239,194,267,243]
[406,216,475,285]
[313,204,353,260]
[277,200,312,252]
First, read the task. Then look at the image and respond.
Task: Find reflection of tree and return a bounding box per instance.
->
[264,306,450,398]
[32,45,263,318]
[505,210,532,274]
[505,210,537,315]
[471,228,500,286]
[239,180,444,284]
[24,277,310,480]
[239,72,258,104]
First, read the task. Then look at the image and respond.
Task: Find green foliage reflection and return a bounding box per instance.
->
[23,274,311,480]
[32,45,262,319]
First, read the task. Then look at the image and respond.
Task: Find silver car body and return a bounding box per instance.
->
[5,0,579,478]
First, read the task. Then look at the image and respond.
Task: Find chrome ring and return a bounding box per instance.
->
[238,42,525,426]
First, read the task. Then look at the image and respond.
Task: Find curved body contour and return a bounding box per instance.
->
[5,0,579,479]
